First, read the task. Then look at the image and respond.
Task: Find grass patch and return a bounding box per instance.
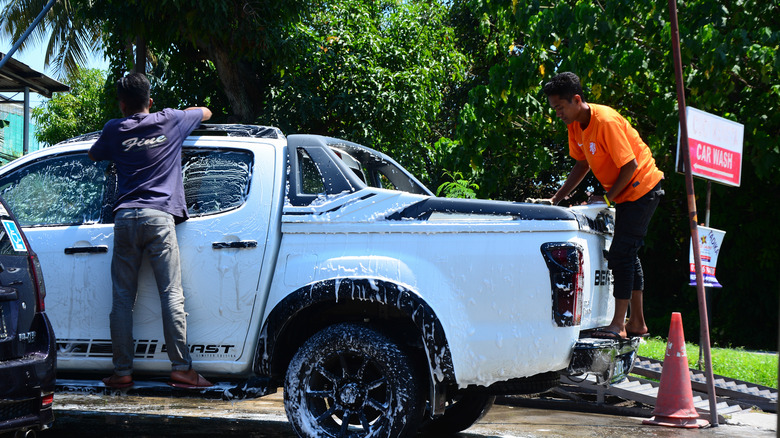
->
[636,337,778,389]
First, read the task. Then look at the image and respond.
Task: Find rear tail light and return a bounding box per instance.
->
[42,393,54,407]
[541,242,584,327]
[28,253,47,313]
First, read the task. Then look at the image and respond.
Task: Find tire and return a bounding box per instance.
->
[419,393,495,436]
[284,323,424,438]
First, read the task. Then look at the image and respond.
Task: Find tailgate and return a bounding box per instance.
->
[569,204,614,330]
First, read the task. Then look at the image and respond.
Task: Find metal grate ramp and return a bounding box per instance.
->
[557,374,743,423]
[632,356,777,413]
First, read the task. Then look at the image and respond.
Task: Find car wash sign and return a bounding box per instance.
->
[677,107,744,187]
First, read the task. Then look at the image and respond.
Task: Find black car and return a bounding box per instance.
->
[0,196,55,436]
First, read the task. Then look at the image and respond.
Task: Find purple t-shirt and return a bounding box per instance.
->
[89,108,203,223]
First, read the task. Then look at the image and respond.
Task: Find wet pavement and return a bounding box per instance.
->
[41,388,776,437]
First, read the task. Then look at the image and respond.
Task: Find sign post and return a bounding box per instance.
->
[668,0,719,426]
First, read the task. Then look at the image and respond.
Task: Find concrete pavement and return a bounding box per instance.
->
[46,388,776,437]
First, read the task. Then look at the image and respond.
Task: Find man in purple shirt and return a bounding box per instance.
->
[89,73,213,389]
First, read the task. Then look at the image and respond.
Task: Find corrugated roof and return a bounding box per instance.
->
[0,52,69,98]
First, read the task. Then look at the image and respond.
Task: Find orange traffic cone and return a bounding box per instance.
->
[643,312,709,428]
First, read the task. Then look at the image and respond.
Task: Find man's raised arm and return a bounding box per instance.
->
[184,107,212,121]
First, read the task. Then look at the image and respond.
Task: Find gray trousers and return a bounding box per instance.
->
[110,208,192,375]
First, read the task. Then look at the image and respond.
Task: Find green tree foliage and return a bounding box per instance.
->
[1,0,317,119]
[88,0,316,122]
[266,0,465,178]
[32,67,115,145]
[435,170,479,199]
[5,0,463,167]
[444,0,779,349]
[5,1,463,175]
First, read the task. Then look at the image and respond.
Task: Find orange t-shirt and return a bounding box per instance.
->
[568,104,664,203]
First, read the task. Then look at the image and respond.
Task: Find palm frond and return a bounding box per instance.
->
[1,0,102,78]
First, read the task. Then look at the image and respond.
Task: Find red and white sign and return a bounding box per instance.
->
[689,226,726,288]
[677,107,744,187]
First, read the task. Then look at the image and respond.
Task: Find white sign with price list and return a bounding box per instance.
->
[689,225,726,288]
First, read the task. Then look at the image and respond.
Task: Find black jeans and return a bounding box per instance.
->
[608,182,664,300]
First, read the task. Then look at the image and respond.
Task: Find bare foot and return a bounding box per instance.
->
[625,320,648,337]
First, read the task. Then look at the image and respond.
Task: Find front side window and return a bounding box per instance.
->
[0,148,254,227]
[0,154,107,227]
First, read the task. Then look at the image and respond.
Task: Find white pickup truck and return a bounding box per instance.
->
[0,125,638,437]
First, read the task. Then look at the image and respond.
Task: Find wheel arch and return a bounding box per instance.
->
[254,277,456,415]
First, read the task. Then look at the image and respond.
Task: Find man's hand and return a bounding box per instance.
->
[587,193,609,205]
[551,160,590,205]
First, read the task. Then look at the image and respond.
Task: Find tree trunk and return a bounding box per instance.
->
[135,36,146,75]
[203,44,266,123]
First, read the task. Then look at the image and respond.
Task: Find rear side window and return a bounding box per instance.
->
[298,149,325,195]
[183,149,254,217]
[0,154,108,227]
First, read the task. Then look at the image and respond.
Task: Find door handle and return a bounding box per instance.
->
[212,240,258,249]
[64,245,109,255]
[0,286,18,301]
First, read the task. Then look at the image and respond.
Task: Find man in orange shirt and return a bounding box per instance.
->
[543,72,664,339]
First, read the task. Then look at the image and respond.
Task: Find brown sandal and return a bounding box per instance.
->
[102,374,133,389]
[168,370,213,389]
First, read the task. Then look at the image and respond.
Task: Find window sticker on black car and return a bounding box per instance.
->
[1,220,26,251]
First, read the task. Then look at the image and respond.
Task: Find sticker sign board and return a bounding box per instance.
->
[689,226,725,288]
[676,107,744,187]
[1,219,27,252]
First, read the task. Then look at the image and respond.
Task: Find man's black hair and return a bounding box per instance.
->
[117,73,150,112]
[542,72,585,103]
